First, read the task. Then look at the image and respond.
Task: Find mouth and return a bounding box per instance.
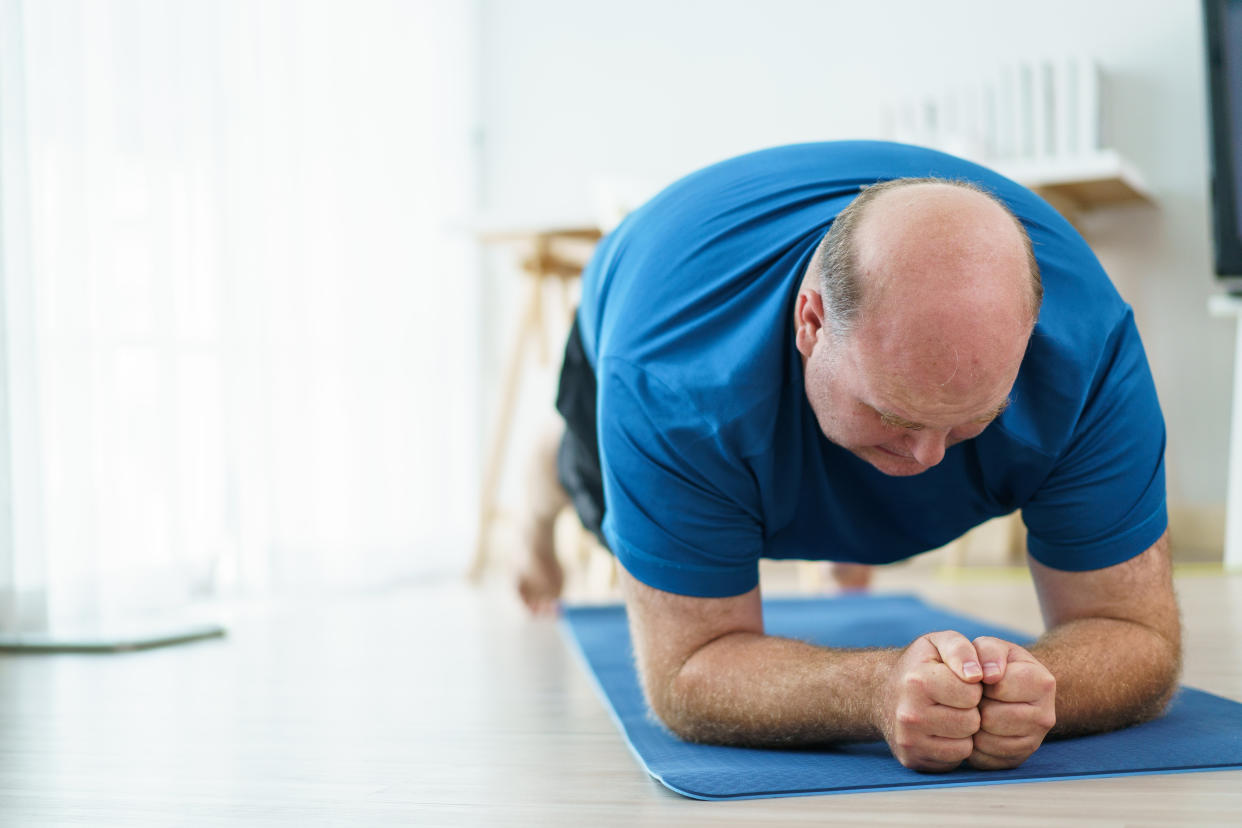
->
[875,445,914,459]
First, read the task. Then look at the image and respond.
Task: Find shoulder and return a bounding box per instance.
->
[596,354,788,457]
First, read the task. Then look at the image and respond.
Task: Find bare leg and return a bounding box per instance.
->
[830,562,873,591]
[516,418,570,614]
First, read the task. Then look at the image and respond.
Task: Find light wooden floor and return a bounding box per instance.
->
[1,567,1240,826]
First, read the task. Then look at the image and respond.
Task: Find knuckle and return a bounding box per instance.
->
[902,670,926,692]
[1011,742,1040,762]
[972,738,1016,763]
[943,739,975,763]
[896,706,922,728]
[906,753,955,772]
[943,725,971,741]
[898,753,935,772]
[929,629,967,649]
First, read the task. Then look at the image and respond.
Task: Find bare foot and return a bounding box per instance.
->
[517,518,564,615]
[831,562,873,592]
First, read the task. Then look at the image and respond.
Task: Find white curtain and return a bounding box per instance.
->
[0,0,478,632]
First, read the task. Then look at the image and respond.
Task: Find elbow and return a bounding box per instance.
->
[1156,614,1184,705]
[1133,676,1178,728]
[1135,622,1183,724]
[640,648,737,745]
[1154,635,1183,715]
[642,660,712,744]
[648,702,705,744]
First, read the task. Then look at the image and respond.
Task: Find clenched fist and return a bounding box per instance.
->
[876,631,1056,773]
[877,630,985,772]
[967,636,1057,770]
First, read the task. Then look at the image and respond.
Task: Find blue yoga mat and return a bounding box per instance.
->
[561,593,1242,799]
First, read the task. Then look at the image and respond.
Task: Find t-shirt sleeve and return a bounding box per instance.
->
[597,357,764,597]
[1021,310,1168,571]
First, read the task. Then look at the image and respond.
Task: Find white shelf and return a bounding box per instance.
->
[994,149,1154,213]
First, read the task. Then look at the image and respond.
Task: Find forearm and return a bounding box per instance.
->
[657,631,896,747]
[1031,616,1181,737]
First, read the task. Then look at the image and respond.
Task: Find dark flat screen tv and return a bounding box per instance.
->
[1205,0,1242,284]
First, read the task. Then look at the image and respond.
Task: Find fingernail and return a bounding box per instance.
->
[963,660,983,679]
[983,661,1001,679]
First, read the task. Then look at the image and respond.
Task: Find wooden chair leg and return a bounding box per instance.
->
[945,532,970,571]
[797,561,823,592]
[531,237,550,365]
[1006,511,1027,566]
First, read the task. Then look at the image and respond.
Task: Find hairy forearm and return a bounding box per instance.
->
[657,632,896,747]
[1031,616,1181,738]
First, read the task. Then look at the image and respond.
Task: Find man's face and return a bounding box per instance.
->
[801,316,1026,478]
[797,182,1035,476]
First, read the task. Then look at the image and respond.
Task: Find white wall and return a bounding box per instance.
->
[479,0,1229,551]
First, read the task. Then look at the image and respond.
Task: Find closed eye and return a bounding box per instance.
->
[878,411,924,431]
[875,396,1011,432]
[975,397,1011,424]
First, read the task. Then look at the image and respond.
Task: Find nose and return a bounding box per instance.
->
[906,429,948,467]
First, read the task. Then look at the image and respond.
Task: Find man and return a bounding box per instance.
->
[517,141,1180,772]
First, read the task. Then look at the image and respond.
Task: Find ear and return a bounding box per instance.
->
[795,287,826,359]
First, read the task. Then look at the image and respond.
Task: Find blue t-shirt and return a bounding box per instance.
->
[578,141,1167,598]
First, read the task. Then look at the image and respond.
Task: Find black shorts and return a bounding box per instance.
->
[555,315,609,548]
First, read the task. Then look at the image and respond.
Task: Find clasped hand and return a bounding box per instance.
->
[879,631,1056,772]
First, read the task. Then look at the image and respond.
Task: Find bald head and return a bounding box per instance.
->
[812,178,1042,339]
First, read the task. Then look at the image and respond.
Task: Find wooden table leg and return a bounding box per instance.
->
[469,273,544,581]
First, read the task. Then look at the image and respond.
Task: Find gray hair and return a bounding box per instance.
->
[814,177,1043,337]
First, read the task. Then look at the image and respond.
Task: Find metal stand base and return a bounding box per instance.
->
[0,621,226,653]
